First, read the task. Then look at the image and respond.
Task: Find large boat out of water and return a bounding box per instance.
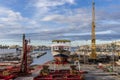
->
[51,40,71,62]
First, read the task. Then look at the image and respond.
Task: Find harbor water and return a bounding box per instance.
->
[0,49,54,65]
[31,50,54,65]
[0,48,76,65]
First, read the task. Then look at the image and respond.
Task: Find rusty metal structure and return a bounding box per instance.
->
[20,34,29,73]
[90,0,97,60]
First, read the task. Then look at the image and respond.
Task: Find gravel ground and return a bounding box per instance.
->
[80,64,120,80]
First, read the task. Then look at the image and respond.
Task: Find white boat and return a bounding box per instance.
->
[51,40,71,62]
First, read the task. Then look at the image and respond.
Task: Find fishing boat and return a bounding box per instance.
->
[51,40,71,62]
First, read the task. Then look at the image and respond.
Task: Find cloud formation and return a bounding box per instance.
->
[0,0,120,45]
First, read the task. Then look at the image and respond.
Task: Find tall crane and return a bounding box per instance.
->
[90,0,97,61]
[20,34,28,73]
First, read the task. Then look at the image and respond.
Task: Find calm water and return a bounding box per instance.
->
[0,49,16,54]
[31,50,54,65]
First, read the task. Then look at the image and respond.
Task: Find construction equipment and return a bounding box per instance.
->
[90,0,97,61]
[20,34,30,74]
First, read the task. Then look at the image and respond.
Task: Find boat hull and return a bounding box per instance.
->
[53,53,69,62]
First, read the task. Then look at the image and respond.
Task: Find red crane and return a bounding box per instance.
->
[20,34,29,74]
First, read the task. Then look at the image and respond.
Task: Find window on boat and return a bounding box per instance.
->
[64,47,69,50]
[53,47,58,50]
[56,47,58,50]
[64,47,66,50]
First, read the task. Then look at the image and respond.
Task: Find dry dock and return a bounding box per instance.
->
[15,63,120,80]
[80,64,120,80]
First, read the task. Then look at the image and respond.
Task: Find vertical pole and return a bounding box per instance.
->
[86,40,88,64]
[84,46,85,64]
[78,61,81,71]
[24,40,28,73]
[113,43,114,71]
[111,42,114,71]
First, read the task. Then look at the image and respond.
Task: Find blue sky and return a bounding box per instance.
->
[0,0,120,46]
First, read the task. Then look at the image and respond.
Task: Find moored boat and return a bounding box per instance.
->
[51,40,71,62]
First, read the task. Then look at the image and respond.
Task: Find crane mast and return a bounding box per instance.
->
[20,34,28,73]
[90,0,97,60]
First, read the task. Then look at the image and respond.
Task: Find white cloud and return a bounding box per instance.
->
[42,13,91,23]
[33,0,75,8]
[0,8,24,20]
[42,15,61,21]
[41,8,92,32]
[0,0,120,43]
[63,30,116,36]
[66,0,75,4]
[30,0,76,18]
[0,7,38,35]
[0,7,28,28]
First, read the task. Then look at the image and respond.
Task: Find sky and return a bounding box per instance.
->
[0,0,120,46]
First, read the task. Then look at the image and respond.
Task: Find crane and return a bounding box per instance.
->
[20,34,30,74]
[90,0,97,62]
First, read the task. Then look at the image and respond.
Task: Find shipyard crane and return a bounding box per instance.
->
[20,34,27,73]
[90,0,97,62]
[20,34,31,74]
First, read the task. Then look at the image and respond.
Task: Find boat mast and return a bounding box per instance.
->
[90,0,97,60]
